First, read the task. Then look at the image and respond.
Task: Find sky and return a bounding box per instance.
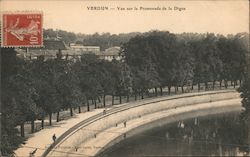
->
[1,0,249,35]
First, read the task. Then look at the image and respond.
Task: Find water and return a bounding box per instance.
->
[98,113,247,157]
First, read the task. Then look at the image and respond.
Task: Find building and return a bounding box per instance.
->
[69,43,100,55]
[16,39,67,60]
[98,46,123,61]
[16,41,124,62]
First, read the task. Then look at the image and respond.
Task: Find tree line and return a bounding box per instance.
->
[44,28,142,50]
[1,30,249,155]
[122,31,248,96]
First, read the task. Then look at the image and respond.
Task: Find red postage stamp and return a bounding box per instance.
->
[1,12,43,47]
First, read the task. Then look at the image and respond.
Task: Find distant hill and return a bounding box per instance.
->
[43,29,142,51]
[43,29,249,52]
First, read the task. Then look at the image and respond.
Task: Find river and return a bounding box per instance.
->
[98,112,247,157]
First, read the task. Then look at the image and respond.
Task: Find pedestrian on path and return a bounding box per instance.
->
[103,109,106,115]
[52,134,56,142]
[124,121,127,128]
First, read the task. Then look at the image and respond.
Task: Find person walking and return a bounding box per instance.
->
[52,134,56,142]
[103,109,106,115]
[124,121,127,128]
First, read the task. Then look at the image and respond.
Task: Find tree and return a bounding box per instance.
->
[57,58,83,116]
[122,34,160,98]
[173,40,194,92]
[31,57,62,126]
[1,48,38,155]
[111,60,132,104]
[76,54,103,110]
[217,35,247,88]
[237,32,250,153]
[43,29,77,45]
[238,74,250,152]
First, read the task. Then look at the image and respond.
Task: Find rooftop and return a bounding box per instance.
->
[30,40,67,50]
[103,46,121,56]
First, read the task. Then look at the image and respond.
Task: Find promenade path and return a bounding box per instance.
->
[15,110,104,157]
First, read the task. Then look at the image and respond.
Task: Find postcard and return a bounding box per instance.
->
[1,0,249,157]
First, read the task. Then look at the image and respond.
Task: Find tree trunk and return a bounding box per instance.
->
[160,87,163,96]
[119,95,122,104]
[49,113,52,126]
[181,86,184,93]
[112,95,114,105]
[103,94,106,107]
[191,83,194,90]
[78,106,81,113]
[219,80,222,89]
[56,111,60,122]
[87,100,90,111]
[231,80,233,86]
[168,86,171,95]
[174,86,177,94]
[205,82,208,90]
[212,80,215,90]
[141,91,144,99]
[98,96,101,103]
[127,94,129,102]
[20,123,25,137]
[94,100,97,109]
[134,92,137,100]
[155,87,158,97]
[70,107,73,116]
[239,79,242,87]
[41,117,44,129]
[225,80,228,89]
[198,82,200,91]
[91,99,94,105]
[31,120,35,133]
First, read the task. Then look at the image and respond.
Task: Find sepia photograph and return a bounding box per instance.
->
[0,0,249,157]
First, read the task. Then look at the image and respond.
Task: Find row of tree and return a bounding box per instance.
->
[1,30,249,155]
[1,48,131,155]
[122,31,248,96]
